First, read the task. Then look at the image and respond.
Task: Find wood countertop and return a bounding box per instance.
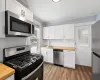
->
[42,46,76,51]
[0,63,15,80]
[53,46,76,50]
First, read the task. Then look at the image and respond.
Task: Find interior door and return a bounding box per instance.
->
[75,25,92,66]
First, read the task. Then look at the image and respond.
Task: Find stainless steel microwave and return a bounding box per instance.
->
[5,11,34,37]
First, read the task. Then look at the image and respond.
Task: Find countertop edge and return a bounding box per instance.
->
[0,64,15,79]
[41,46,76,51]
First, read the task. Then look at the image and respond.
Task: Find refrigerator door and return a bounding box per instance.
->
[93,52,100,80]
[92,20,100,56]
[92,21,100,80]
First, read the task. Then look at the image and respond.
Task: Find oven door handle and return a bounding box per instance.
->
[22,62,44,80]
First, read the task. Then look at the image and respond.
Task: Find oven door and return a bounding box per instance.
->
[22,62,43,80]
[5,11,32,37]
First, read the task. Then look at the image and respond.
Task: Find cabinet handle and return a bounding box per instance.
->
[23,11,25,17]
[21,10,25,17]
[21,10,23,16]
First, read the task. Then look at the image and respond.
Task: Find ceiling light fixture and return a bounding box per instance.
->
[52,0,61,3]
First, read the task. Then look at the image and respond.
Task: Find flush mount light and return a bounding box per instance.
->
[52,0,61,3]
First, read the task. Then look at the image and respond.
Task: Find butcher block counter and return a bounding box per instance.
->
[42,46,76,51]
[0,63,15,80]
[53,46,76,51]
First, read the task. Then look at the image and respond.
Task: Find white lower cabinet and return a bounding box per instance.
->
[64,50,75,69]
[41,48,53,64]
[42,51,48,62]
[46,50,53,63]
[5,74,14,80]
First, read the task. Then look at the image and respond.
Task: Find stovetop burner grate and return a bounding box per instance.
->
[6,54,41,69]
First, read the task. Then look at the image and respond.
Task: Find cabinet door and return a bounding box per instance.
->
[64,50,75,69]
[41,48,48,62]
[6,0,22,16]
[48,26,54,39]
[43,27,49,39]
[0,0,5,38]
[22,6,33,22]
[47,50,53,63]
[54,26,63,39]
[42,51,47,62]
[5,74,14,80]
[63,24,74,39]
[75,25,91,66]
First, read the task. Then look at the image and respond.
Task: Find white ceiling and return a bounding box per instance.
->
[27,0,100,24]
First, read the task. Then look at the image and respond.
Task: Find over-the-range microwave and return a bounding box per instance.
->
[5,11,34,37]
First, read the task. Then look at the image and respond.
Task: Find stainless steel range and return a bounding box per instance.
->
[3,45,43,80]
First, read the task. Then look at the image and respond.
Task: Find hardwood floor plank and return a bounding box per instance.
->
[44,64,92,80]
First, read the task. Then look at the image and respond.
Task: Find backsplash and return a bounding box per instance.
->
[43,39,75,47]
[0,37,26,62]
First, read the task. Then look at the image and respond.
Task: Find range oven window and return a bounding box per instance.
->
[10,16,31,33]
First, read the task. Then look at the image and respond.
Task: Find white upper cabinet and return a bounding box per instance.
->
[63,24,74,39]
[43,27,49,39]
[54,26,63,39]
[6,0,22,16]
[43,24,74,39]
[43,26,54,39]
[21,4,33,21]
[48,26,54,39]
[6,0,33,21]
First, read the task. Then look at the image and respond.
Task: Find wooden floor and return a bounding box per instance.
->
[44,64,92,80]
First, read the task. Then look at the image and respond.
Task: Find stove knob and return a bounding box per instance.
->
[13,65,17,68]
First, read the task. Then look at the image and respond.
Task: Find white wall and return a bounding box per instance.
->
[43,39,75,47]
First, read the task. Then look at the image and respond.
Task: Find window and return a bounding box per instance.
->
[76,25,91,46]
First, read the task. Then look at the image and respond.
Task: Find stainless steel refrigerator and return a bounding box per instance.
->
[92,20,100,80]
